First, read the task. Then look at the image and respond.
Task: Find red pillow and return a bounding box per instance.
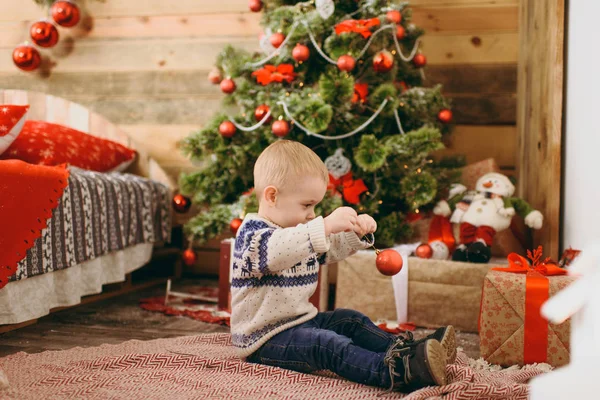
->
[0,105,29,155]
[0,120,137,172]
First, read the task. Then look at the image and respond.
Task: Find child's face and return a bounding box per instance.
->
[269,175,328,228]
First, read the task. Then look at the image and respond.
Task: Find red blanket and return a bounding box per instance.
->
[0,160,69,289]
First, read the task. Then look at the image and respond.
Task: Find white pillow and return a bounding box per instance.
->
[0,105,30,155]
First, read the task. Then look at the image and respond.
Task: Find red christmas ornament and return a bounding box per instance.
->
[172,194,192,213]
[30,20,59,48]
[376,249,403,276]
[396,25,406,40]
[51,0,81,28]
[412,53,427,68]
[271,120,290,137]
[230,218,243,235]
[337,55,356,72]
[248,0,263,12]
[386,10,402,24]
[182,248,197,266]
[254,104,272,122]
[415,243,433,259]
[270,32,285,48]
[438,109,453,124]
[220,78,236,94]
[373,50,394,73]
[208,68,222,84]
[12,45,41,72]
[292,44,310,62]
[219,121,236,138]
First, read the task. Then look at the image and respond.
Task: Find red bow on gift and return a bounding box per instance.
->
[328,172,368,204]
[334,18,381,38]
[493,248,567,277]
[252,64,296,86]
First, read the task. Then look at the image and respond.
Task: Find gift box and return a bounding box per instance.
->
[479,251,575,367]
[335,251,502,332]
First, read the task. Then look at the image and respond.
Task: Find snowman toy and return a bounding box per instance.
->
[433,172,544,263]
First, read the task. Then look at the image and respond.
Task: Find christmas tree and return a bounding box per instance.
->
[180,0,460,248]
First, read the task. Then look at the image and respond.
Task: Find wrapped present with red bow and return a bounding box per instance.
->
[479,246,578,367]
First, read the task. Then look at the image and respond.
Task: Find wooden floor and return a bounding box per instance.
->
[0,278,480,359]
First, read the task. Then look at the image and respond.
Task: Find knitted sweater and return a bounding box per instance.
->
[230,213,371,358]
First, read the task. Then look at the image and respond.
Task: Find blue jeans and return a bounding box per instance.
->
[247,308,396,388]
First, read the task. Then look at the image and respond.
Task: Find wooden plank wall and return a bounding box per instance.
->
[0,0,520,274]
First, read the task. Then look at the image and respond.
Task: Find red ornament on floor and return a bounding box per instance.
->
[208,68,222,84]
[270,32,285,48]
[248,0,263,12]
[373,50,394,73]
[415,243,433,259]
[30,20,59,48]
[51,0,81,28]
[220,78,236,94]
[337,55,356,72]
[438,109,453,124]
[12,44,41,72]
[182,249,197,266]
[292,44,310,62]
[172,194,191,213]
[376,249,403,276]
[412,53,427,68]
[386,10,402,24]
[254,104,271,122]
[271,120,290,137]
[230,218,243,235]
[396,25,406,40]
[219,121,236,138]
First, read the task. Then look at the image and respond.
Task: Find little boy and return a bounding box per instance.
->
[230,140,456,392]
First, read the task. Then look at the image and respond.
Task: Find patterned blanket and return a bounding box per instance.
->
[9,167,171,283]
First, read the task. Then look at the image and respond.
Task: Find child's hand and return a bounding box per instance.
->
[324,207,358,235]
[354,214,377,237]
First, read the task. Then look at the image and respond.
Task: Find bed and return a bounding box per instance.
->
[0,89,178,328]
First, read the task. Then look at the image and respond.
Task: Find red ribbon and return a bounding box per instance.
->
[328,172,367,205]
[428,215,455,251]
[492,253,566,364]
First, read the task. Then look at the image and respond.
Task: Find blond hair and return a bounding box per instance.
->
[254,140,329,198]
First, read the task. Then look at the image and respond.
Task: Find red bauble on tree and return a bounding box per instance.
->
[396,26,406,40]
[270,32,285,48]
[271,120,290,137]
[412,53,427,68]
[292,44,310,62]
[30,20,59,48]
[51,0,81,28]
[386,10,402,24]
[230,218,243,235]
[415,243,433,259]
[254,104,272,122]
[172,194,192,213]
[182,248,197,266]
[437,109,453,124]
[220,78,236,94]
[208,68,222,84]
[373,50,394,73]
[376,249,403,276]
[219,121,236,138]
[337,55,355,72]
[12,44,41,72]
[248,0,263,12]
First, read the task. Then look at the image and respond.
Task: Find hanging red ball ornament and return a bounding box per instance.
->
[172,194,192,213]
[438,109,453,124]
[254,104,272,122]
[220,78,236,94]
[230,218,243,235]
[219,121,236,138]
[373,50,394,73]
[386,10,402,24]
[12,44,41,72]
[248,0,263,12]
[271,120,290,137]
[376,249,403,276]
[208,68,222,84]
[292,44,310,62]
[415,243,433,259]
[337,55,356,72]
[51,0,81,28]
[412,53,427,68]
[182,248,197,266]
[270,32,285,48]
[30,20,59,48]
[396,25,406,40]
